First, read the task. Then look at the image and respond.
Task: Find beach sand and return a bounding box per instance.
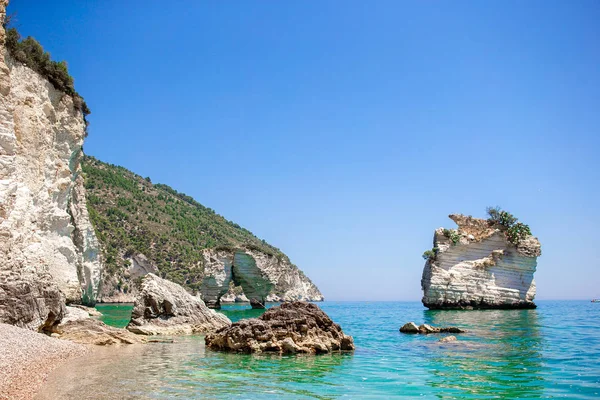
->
[0,323,89,400]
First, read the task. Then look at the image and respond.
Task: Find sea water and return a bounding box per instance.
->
[39,301,600,399]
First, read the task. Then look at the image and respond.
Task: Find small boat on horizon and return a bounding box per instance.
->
[592,299,600,303]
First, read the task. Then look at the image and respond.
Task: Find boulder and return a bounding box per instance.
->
[399,322,419,333]
[56,318,144,345]
[126,274,231,335]
[399,322,466,334]
[205,302,355,354]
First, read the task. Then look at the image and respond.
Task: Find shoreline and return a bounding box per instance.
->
[0,323,89,400]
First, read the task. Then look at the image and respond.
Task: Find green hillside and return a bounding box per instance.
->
[81,155,288,292]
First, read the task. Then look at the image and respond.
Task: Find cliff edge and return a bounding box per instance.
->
[421,210,541,309]
[0,1,101,331]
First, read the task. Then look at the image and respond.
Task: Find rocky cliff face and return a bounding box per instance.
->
[201,248,324,309]
[0,1,102,330]
[421,214,541,309]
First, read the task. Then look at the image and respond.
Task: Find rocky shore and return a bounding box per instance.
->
[0,323,88,400]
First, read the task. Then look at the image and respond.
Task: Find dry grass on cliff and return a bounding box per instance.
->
[0,323,88,400]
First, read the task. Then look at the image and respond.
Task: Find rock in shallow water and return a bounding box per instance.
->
[126,273,231,335]
[439,335,457,343]
[399,322,466,334]
[399,322,420,333]
[205,302,355,354]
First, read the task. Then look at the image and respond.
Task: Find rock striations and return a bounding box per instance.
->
[421,214,541,309]
[126,273,231,335]
[201,248,324,309]
[0,1,101,331]
[205,302,355,354]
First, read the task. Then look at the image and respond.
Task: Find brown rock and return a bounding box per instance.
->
[205,302,355,354]
[399,322,419,333]
[56,319,145,345]
[399,322,466,334]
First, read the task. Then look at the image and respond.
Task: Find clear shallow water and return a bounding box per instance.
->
[39,301,600,399]
[96,303,134,328]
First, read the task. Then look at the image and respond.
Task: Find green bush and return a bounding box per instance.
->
[505,222,532,245]
[486,206,518,228]
[422,247,438,261]
[442,228,461,245]
[486,206,532,245]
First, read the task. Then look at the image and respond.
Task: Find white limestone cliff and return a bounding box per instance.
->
[421,214,541,309]
[0,1,102,330]
[201,248,324,309]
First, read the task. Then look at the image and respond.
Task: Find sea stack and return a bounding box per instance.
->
[421,210,541,309]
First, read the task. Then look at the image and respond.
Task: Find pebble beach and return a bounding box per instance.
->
[0,323,88,400]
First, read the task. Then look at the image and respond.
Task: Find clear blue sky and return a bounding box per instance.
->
[9,1,599,300]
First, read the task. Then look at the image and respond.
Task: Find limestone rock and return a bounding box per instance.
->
[220,290,249,304]
[399,322,419,333]
[56,318,144,345]
[69,304,102,317]
[399,322,466,334]
[126,273,231,335]
[418,324,465,334]
[61,306,91,324]
[421,214,541,309]
[0,1,102,331]
[205,302,355,354]
[439,335,457,343]
[201,248,323,309]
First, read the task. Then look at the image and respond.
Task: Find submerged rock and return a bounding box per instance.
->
[205,302,355,354]
[126,274,231,335]
[421,213,541,310]
[439,335,457,343]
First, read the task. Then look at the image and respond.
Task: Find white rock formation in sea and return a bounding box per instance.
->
[0,1,102,330]
[127,273,231,335]
[421,214,541,309]
[201,248,323,309]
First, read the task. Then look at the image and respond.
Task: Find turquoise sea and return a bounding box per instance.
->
[39,301,600,399]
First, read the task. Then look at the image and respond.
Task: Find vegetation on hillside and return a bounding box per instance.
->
[82,156,289,291]
[3,19,90,120]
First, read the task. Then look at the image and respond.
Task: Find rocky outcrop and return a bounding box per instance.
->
[57,318,144,345]
[220,287,249,303]
[0,1,102,331]
[399,322,466,334]
[205,302,355,354]
[421,214,542,309]
[201,248,323,309]
[126,273,231,335]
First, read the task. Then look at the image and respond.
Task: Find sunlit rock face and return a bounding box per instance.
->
[0,1,101,330]
[200,248,324,309]
[126,273,230,335]
[421,214,541,310]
